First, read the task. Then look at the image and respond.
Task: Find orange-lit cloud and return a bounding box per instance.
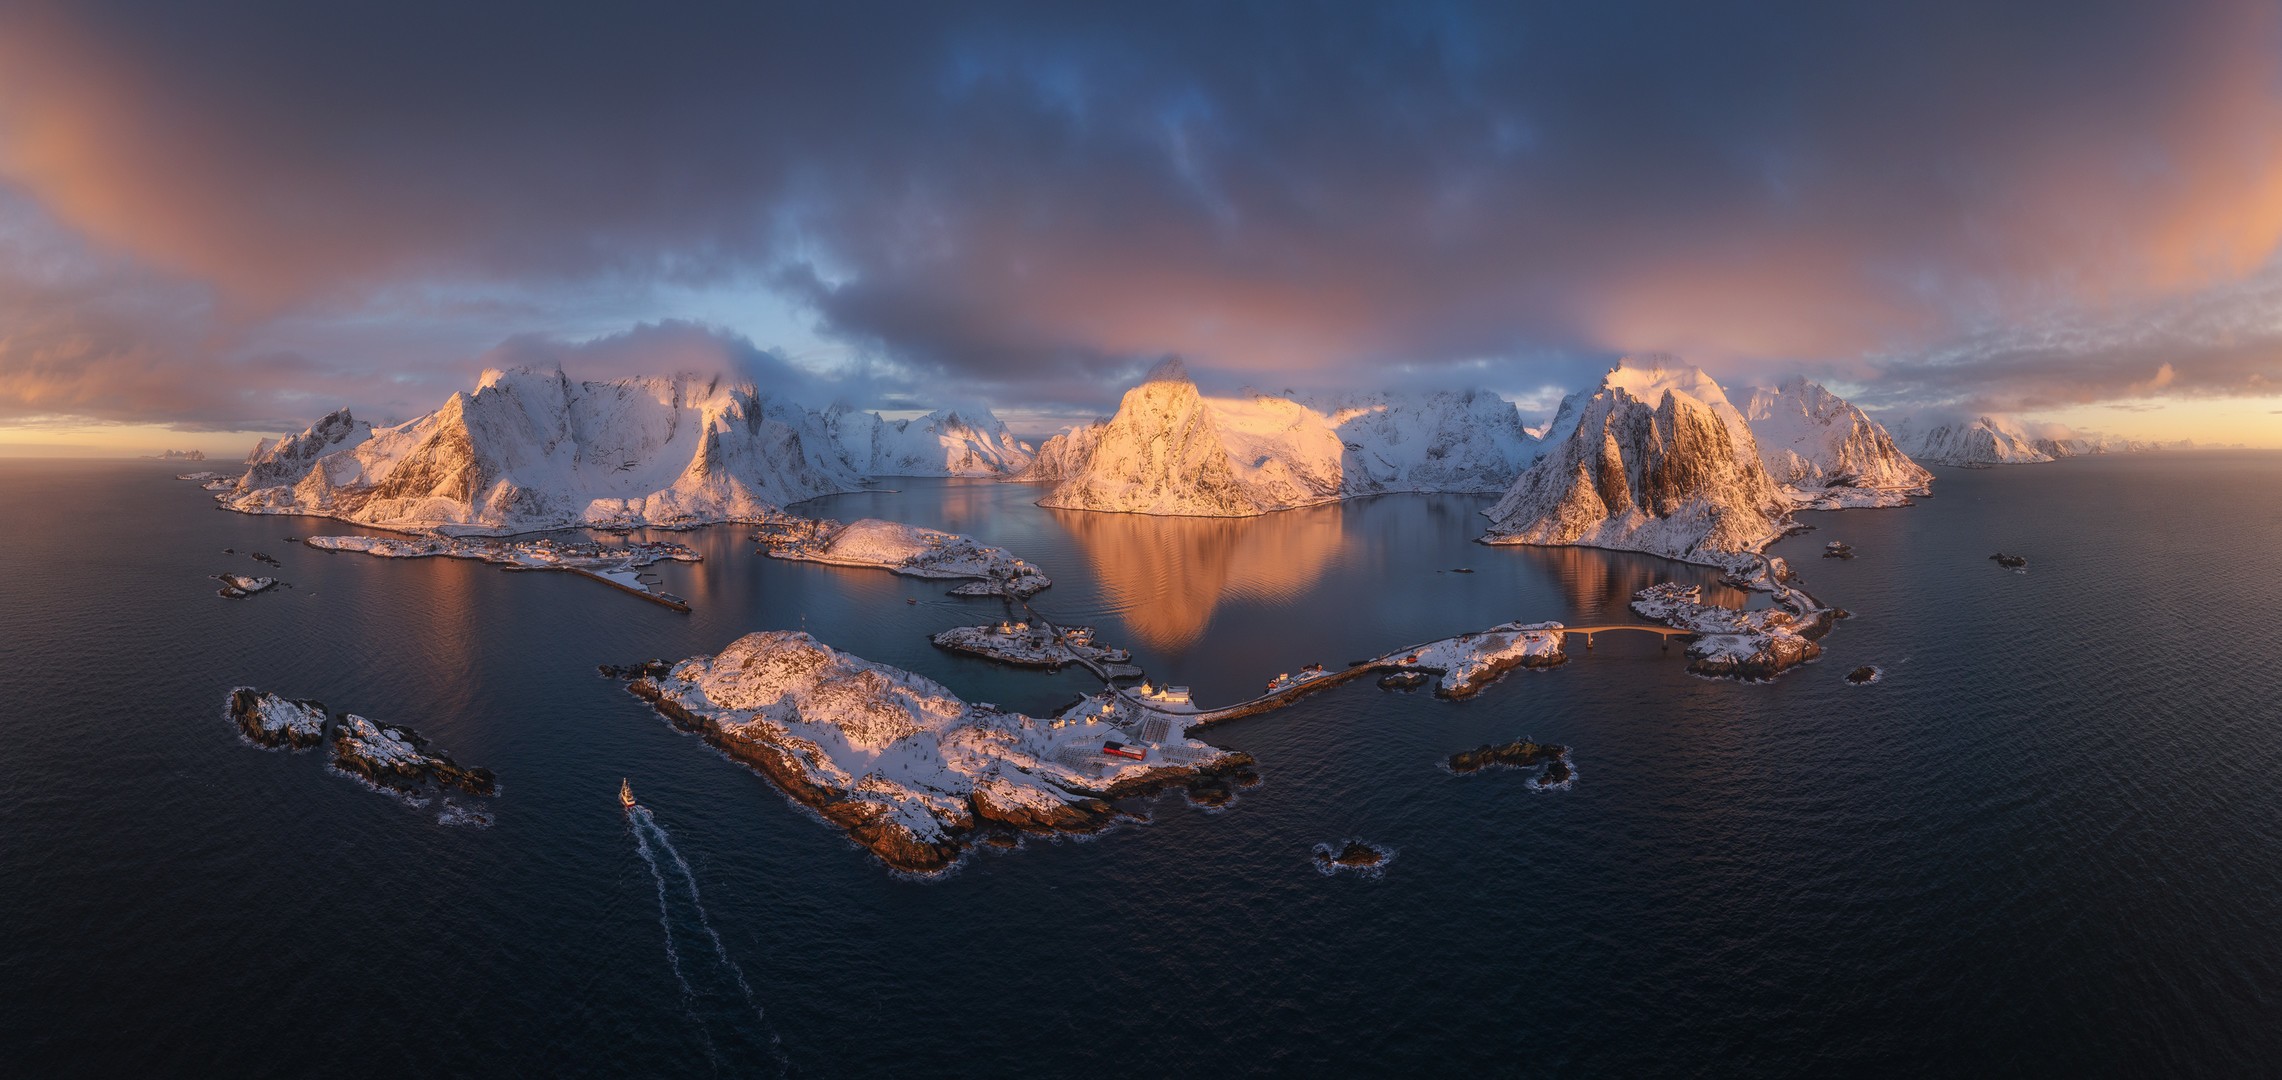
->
[0,1,2279,439]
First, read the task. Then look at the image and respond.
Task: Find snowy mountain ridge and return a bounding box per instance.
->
[1884,412,2196,466]
[223,368,862,534]
[822,404,1034,477]
[1481,357,1792,567]
[1024,358,1541,517]
[1742,378,1932,508]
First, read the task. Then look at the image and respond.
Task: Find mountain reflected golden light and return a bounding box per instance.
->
[1047,504,1348,650]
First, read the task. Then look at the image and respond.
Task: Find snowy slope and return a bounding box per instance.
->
[1307,388,1540,495]
[637,630,1246,872]
[1885,414,2055,466]
[823,404,1034,477]
[1742,379,1932,508]
[222,368,862,534]
[1481,357,1790,567]
[1026,359,1538,516]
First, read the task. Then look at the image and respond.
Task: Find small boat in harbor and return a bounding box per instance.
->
[619,778,636,809]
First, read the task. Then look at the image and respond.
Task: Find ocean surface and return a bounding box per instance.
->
[3,454,2279,1076]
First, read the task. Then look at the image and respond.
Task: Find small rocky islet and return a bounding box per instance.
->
[229,688,327,750]
[1446,738,1574,786]
[225,688,496,804]
[1312,840,1393,875]
[214,573,281,599]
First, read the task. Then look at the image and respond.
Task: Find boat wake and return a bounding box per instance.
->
[627,801,786,1075]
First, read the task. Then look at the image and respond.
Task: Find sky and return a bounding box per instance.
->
[1,0,2279,455]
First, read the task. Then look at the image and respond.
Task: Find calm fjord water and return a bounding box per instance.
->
[2,455,2279,1076]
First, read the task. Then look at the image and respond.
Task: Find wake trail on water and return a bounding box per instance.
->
[632,803,787,1076]
[631,806,719,1068]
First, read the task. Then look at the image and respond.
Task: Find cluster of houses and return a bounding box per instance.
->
[1036,684,1203,776]
[1262,663,1330,695]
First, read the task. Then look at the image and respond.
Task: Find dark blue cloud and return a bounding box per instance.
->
[0,0,2277,430]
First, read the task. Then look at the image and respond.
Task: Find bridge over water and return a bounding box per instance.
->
[1012,597,1693,728]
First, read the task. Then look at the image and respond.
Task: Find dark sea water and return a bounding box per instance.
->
[3,454,2279,1077]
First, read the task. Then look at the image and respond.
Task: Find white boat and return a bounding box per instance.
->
[619,778,636,809]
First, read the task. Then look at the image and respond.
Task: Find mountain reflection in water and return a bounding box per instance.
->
[1045,502,1347,650]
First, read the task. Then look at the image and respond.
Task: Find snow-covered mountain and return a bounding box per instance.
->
[1887,411,2207,465]
[1024,358,1538,517]
[222,368,862,534]
[822,405,1033,477]
[1742,378,1932,508]
[1305,388,1542,496]
[1481,357,1790,567]
[1885,414,2056,466]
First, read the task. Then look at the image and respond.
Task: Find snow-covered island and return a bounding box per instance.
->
[760,517,1051,598]
[304,534,698,608]
[1376,621,1570,698]
[621,630,1256,873]
[226,687,500,814]
[228,688,328,750]
[214,573,279,599]
[1631,579,1831,680]
[1151,619,1572,728]
[930,621,1137,675]
[332,714,497,797]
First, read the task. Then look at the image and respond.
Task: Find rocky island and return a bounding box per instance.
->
[1312,840,1393,876]
[620,630,1254,873]
[306,533,698,607]
[930,621,1137,674]
[214,573,279,599]
[228,688,328,749]
[1447,738,1574,788]
[332,715,497,797]
[1631,580,1829,679]
[761,517,1051,598]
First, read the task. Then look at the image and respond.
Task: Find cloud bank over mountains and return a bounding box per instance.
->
[1,0,2278,437]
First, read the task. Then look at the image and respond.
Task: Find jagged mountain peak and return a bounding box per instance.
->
[1142,355,1192,385]
[1741,379,1931,507]
[1483,361,1788,567]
